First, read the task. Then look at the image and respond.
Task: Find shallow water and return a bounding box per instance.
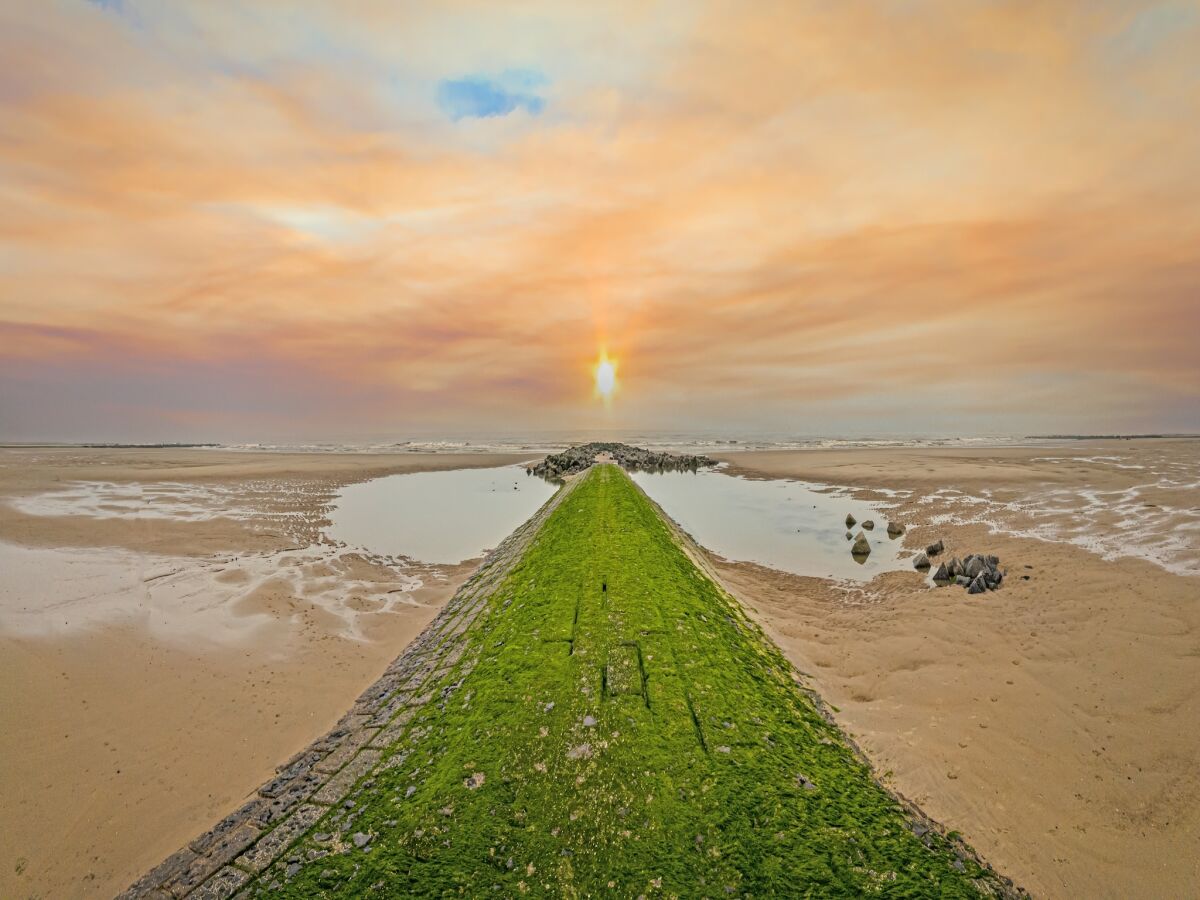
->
[325,465,556,564]
[0,540,424,643]
[631,468,907,580]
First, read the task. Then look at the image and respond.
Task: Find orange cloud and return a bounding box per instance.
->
[1,1,1198,439]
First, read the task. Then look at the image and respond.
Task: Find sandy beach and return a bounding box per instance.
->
[2,441,1198,898]
[0,448,528,899]
[713,439,1200,899]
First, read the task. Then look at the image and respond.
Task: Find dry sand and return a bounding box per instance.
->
[712,440,1200,899]
[0,448,528,899]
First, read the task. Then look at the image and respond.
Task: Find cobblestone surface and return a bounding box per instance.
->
[119,480,577,899]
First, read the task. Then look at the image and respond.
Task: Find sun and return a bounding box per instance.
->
[593,352,618,403]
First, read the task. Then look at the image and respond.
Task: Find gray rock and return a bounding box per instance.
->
[986,555,1000,566]
[352,832,372,848]
[955,575,971,586]
[913,552,930,569]
[862,520,875,530]
[527,442,716,480]
[964,557,986,579]
[967,574,988,594]
[947,557,962,578]
[846,531,854,540]
[886,521,905,537]
[926,539,945,557]
[851,532,871,556]
[932,563,949,581]
[795,773,818,791]
[845,513,857,528]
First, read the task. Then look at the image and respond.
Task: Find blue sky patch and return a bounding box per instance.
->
[436,70,548,121]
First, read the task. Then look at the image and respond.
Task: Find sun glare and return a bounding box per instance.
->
[594,353,618,402]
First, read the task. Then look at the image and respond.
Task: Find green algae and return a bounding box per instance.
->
[261,465,1006,897]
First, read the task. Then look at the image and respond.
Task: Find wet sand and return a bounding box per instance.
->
[0,448,528,899]
[4,442,1198,898]
[712,439,1200,899]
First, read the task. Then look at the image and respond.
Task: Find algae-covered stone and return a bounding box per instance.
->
[127,465,1018,899]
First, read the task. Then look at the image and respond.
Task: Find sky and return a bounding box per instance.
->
[1,0,1198,442]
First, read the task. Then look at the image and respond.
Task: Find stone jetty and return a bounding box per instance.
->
[526,441,715,480]
[123,467,1022,897]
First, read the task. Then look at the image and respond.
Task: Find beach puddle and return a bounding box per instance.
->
[631,469,908,580]
[325,465,556,564]
[0,541,424,644]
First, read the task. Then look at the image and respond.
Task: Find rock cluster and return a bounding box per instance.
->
[932,554,1005,594]
[526,442,716,480]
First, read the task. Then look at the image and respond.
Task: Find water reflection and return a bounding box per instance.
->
[631,468,906,580]
[326,465,556,564]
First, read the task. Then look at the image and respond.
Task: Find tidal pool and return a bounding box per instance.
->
[631,468,907,580]
[326,465,556,564]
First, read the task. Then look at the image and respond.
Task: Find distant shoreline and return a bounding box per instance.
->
[4,433,1196,453]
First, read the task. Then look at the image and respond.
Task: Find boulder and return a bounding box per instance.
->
[955,575,971,586]
[947,557,962,578]
[964,557,986,579]
[862,520,875,530]
[913,551,930,569]
[845,513,857,528]
[932,563,949,581]
[926,539,945,556]
[967,573,988,594]
[851,532,871,556]
[845,531,853,540]
[886,521,905,537]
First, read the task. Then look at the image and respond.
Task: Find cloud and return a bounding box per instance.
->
[436,71,547,121]
[0,1,1197,440]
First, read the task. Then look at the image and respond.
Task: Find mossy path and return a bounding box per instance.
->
[125,465,1017,898]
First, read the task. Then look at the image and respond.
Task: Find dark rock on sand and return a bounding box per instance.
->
[527,442,715,480]
[913,551,930,569]
[947,557,963,578]
[967,574,988,595]
[932,563,949,582]
[887,521,905,537]
[926,539,945,557]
